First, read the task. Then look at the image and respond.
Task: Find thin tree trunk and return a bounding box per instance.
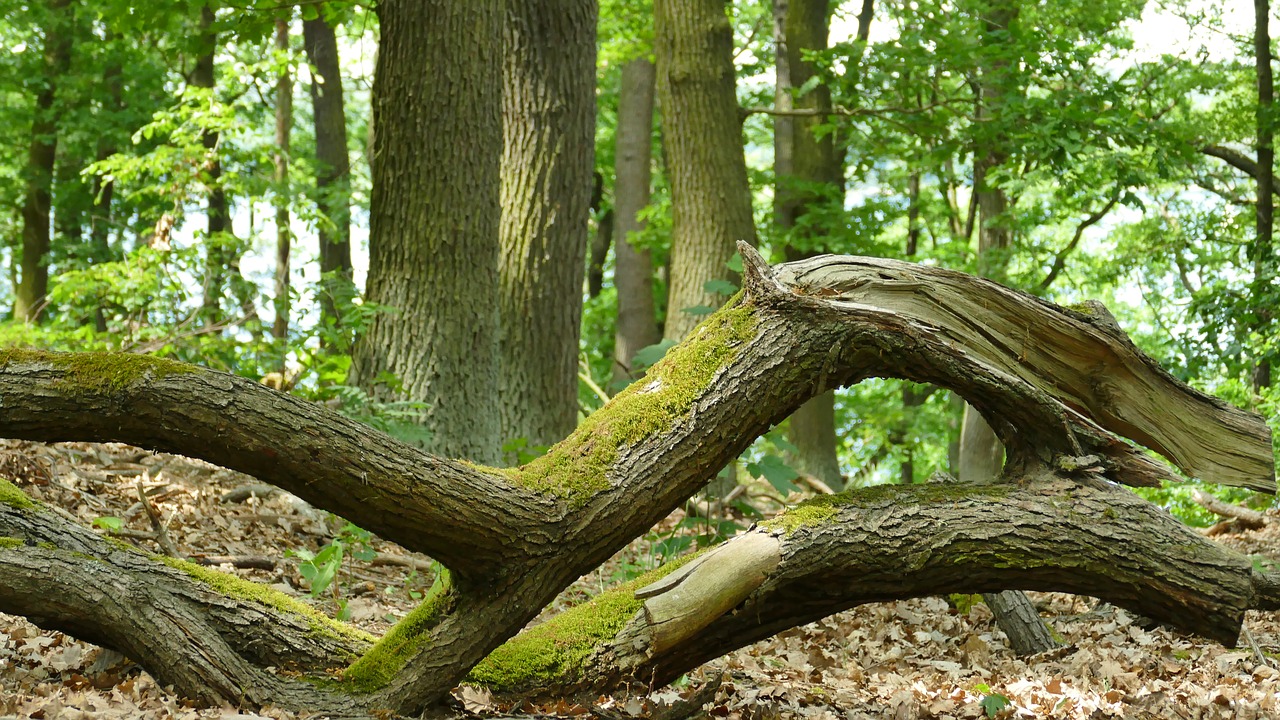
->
[1253,0,1274,392]
[773,0,852,491]
[496,0,597,451]
[656,0,757,343]
[955,0,1059,657]
[351,0,504,464]
[15,0,73,323]
[272,17,293,357]
[303,14,353,336]
[194,4,232,325]
[612,58,662,382]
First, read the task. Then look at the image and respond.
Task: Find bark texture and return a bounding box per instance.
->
[0,245,1272,715]
[302,14,353,333]
[612,58,662,381]
[656,0,757,341]
[15,0,73,322]
[351,0,503,463]
[497,0,598,448]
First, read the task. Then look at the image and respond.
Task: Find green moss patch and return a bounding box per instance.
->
[0,348,198,395]
[467,552,703,693]
[503,302,759,507]
[0,477,36,510]
[0,536,25,549]
[156,555,373,649]
[341,571,454,692]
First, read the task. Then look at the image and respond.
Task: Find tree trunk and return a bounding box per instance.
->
[655,0,757,342]
[15,0,73,323]
[1253,0,1274,392]
[194,4,232,325]
[351,0,504,464]
[773,0,847,491]
[89,44,123,333]
[272,17,293,356]
[0,246,1273,715]
[497,0,598,450]
[302,13,353,336]
[953,0,1061,656]
[612,58,662,381]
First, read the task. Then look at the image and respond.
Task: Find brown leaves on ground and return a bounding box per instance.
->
[2,440,1279,719]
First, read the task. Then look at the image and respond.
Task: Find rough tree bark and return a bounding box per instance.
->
[302,13,354,335]
[0,246,1273,716]
[497,0,598,449]
[15,0,73,323]
[350,0,503,464]
[656,0,757,342]
[612,57,662,382]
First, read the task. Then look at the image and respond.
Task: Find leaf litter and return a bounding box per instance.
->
[2,439,1279,719]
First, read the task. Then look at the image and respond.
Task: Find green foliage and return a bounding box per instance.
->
[973,683,1012,718]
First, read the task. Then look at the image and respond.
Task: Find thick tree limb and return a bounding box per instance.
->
[1202,144,1280,194]
[529,477,1265,695]
[0,246,1272,714]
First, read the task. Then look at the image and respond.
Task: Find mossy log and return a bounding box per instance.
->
[0,245,1273,716]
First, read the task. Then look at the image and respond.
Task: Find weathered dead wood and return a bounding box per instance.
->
[1193,489,1270,529]
[0,497,372,713]
[566,477,1263,695]
[771,252,1274,491]
[0,246,1272,714]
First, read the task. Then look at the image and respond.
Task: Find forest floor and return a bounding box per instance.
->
[2,440,1279,720]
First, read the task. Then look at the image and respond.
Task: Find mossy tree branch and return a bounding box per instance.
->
[0,245,1272,715]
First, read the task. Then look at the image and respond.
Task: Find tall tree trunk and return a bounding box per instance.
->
[773,0,848,491]
[15,0,73,323]
[194,4,232,324]
[612,58,661,382]
[272,17,293,357]
[959,0,1020,489]
[90,45,123,332]
[497,0,597,450]
[656,0,757,343]
[956,0,1061,657]
[1253,0,1274,393]
[303,14,353,336]
[351,0,503,464]
[656,0,758,498]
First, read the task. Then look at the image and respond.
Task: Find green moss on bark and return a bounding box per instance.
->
[340,570,454,693]
[0,478,36,510]
[156,555,373,650]
[762,482,1010,534]
[0,536,25,549]
[0,348,198,395]
[467,552,703,693]
[497,301,759,507]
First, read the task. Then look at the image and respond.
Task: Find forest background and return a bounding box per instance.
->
[1,0,1278,531]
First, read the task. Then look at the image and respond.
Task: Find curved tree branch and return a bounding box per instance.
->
[0,247,1272,715]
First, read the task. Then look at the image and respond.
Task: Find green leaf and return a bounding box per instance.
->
[725,253,744,273]
[747,454,799,494]
[682,305,717,316]
[92,516,124,531]
[979,693,1011,718]
[703,279,738,296]
[631,339,677,370]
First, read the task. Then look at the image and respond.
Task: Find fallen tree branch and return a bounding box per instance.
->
[1193,489,1269,529]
